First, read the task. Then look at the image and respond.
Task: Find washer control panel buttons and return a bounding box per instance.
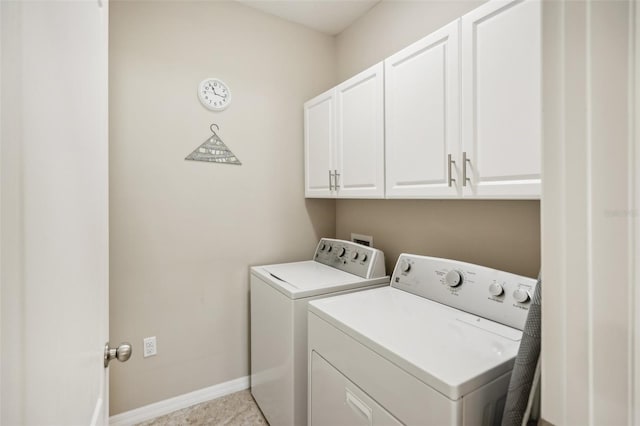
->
[445,270,462,287]
[488,282,504,297]
[390,254,538,331]
[513,288,530,304]
[314,238,387,279]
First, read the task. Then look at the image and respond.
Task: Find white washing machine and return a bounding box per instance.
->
[250,238,388,426]
[308,253,537,426]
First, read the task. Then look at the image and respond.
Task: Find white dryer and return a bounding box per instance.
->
[250,238,388,426]
[308,253,537,426]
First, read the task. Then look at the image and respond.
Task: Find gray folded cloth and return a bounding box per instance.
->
[501,278,541,426]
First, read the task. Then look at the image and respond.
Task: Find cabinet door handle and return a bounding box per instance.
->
[447,154,456,187]
[328,170,334,191]
[334,170,340,190]
[462,151,471,187]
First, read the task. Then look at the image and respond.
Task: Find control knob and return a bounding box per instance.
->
[337,247,346,258]
[351,251,359,260]
[361,253,368,262]
[513,288,530,303]
[319,242,326,251]
[400,259,411,273]
[445,270,462,287]
[489,282,504,297]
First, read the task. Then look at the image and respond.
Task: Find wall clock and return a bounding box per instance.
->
[198,78,232,111]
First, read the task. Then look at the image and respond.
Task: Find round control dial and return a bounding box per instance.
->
[489,282,504,297]
[351,251,359,260]
[360,253,368,262]
[513,288,530,303]
[400,259,411,273]
[337,247,346,258]
[445,270,462,287]
[319,243,326,251]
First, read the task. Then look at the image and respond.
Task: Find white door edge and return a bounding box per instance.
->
[90,398,105,426]
[634,0,640,423]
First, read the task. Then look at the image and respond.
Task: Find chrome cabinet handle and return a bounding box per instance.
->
[334,170,340,190]
[104,341,132,368]
[328,170,334,191]
[462,152,471,187]
[447,154,456,187]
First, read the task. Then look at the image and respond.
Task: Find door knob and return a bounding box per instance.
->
[104,341,132,367]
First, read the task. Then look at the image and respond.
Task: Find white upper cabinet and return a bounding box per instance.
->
[385,20,461,198]
[335,63,385,198]
[304,63,384,199]
[461,0,541,198]
[303,0,541,200]
[304,90,335,198]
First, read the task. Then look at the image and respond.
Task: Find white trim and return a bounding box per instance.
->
[630,1,638,424]
[558,2,568,422]
[101,1,110,424]
[0,0,3,421]
[108,376,250,426]
[630,2,640,424]
[0,1,4,423]
[585,2,595,424]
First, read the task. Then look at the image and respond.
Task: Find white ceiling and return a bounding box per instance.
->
[236,0,382,35]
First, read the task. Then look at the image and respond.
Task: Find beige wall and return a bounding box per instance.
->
[109,1,336,414]
[334,0,541,278]
[337,200,540,278]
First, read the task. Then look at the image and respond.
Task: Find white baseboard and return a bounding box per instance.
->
[109,376,250,426]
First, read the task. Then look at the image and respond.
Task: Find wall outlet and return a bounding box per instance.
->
[143,336,157,358]
[351,233,373,247]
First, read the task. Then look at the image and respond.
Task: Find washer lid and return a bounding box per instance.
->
[251,261,388,299]
[308,286,523,400]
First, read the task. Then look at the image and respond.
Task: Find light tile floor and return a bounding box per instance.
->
[136,390,268,426]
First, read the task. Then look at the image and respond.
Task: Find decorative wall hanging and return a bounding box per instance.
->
[185,124,241,165]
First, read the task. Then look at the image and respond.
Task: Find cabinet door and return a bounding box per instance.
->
[304,89,335,198]
[335,63,385,198]
[385,20,461,198]
[461,0,541,198]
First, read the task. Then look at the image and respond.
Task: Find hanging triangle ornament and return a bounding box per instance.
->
[185,124,241,165]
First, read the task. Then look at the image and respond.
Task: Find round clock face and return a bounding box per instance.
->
[198,78,231,111]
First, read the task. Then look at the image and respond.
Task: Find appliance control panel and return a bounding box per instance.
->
[314,238,386,279]
[391,254,537,331]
